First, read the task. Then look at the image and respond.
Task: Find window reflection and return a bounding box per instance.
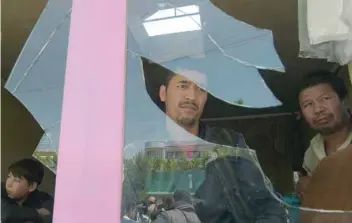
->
[122,60,290,222]
[1,0,351,221]
[143,5,201,37]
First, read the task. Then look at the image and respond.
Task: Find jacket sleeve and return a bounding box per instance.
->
[238,159,289,223]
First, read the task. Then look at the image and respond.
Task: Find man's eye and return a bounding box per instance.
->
[322,96,331,101]
[196,85,205,92]
[178,84,186,89]
[303,102,312,108]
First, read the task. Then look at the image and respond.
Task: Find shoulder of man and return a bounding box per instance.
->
[302,134,324,176]
[203,124,248,148]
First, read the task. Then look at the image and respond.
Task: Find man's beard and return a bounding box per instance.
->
[315,112,349,135]
[176,116,197,127]
[317,123,344,135]
[176,101,199,127]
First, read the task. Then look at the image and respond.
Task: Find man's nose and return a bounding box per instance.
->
[313,103,324,114]
[185,87,197,100]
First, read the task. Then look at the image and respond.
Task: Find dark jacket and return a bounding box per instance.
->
[199,123,247,148]
[1,183,54,223]
[152,201,201,223]
[196,124,288,223]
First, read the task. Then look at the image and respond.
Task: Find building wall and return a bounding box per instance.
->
[146,144,214,159]
[1,0,47,81]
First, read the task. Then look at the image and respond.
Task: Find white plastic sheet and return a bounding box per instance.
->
[298,0,352,65]
[307,0,349,45]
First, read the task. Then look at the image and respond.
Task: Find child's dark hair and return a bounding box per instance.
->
[8,158,45,185]
[297,70,348,101]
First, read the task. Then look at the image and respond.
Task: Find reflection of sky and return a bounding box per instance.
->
[128,0,284,71]
[5,0,284,158]
[5,0,72,153]
[160,54,281,108]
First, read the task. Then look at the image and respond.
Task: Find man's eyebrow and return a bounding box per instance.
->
[177,80,190,84]
[301,100,311,105]
[318,92,334,97]
[300,97,312,103]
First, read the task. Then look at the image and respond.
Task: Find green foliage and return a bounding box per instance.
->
[33,152,57,172]
[123,145,246,199]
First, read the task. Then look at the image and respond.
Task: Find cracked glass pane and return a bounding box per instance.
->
[4,0,352,222]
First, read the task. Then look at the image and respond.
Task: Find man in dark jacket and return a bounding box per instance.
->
[195,156,287,223]
[152,190,200,223]
[156,70,288,222]
[1,158,54,223]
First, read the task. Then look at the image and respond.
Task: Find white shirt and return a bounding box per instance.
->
[303,132,352,176]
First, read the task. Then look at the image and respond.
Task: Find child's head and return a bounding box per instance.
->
[5,158,44,201]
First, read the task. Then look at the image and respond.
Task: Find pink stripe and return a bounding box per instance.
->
[53,0,126,222]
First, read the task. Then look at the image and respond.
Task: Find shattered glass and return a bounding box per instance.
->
[4,0,352,222]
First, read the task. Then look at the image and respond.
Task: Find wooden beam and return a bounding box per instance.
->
[202,112,293,122]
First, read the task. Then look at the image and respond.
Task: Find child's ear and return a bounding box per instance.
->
[28,182,38,192]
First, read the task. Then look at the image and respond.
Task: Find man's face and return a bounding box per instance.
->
[159,70,208,127]
[147,196,156,204]
[299,83,347,135]
[5,172,36,201]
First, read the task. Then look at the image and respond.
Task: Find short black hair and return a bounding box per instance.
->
[297,70,348,101]
[8,158,45,185]
[162,70,175,88]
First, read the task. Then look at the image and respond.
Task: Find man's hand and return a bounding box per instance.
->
[37,208,51,216]
[296,175,311,200]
